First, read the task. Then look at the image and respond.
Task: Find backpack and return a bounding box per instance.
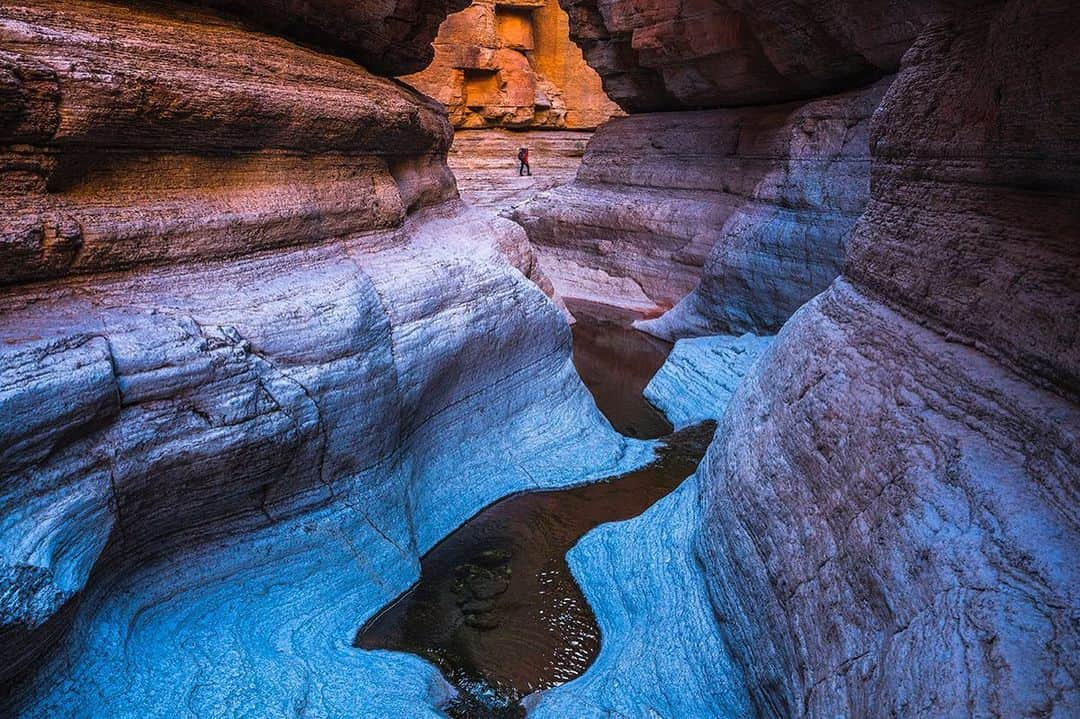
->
[517,148,526,162]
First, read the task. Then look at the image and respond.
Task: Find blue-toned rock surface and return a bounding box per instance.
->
[0,2,651,714]
[525,329,767,718]
[527,475,751,719]
[512,81,887,328]
[691,4,1080,717]
[643,334,773,430]
[0,204,654,717]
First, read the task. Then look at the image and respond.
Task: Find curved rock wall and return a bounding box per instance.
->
[560,0,940,113]
[528,0,1079,717]
[181,0,472,76]
[401,0,621,129]
[692,2,1079,717]
[513,80,887,325]
[0,1,651,713]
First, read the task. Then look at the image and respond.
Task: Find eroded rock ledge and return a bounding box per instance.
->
[529,1,1078,717]
[1,1,652,714]
[513,81,887,326]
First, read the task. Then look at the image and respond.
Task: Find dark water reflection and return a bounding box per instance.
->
[568,301,673,440]
[354,306,707,717]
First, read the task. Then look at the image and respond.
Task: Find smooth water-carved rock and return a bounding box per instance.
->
[355,422,713,713]
[447,129,590,209]
[525,328,769,718]
[643,333,773,429]
[514,80,886,324]
[694,3,1080,717]
[527,1,1079,717]
[401,0,621,129]
[560,0,938,113]
[0,1,655,714]
[0,202,654,715]
[182,0,472,76]
[0,0,459,286]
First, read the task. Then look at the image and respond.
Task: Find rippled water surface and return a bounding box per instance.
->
[355,310,709,717]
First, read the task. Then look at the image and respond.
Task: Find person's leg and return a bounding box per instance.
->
[526,162,531,176]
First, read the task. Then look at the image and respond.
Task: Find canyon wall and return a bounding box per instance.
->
[0,2,652,714]
[530,0,1079,717]
[401,0,621,129]
[513,83,886,324]
[513,0,935,326]
[698,4,1079,716]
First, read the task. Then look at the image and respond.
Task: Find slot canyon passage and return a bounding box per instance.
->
[1,1,1078,719]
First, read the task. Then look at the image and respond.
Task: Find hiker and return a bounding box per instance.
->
[517,146,531,176]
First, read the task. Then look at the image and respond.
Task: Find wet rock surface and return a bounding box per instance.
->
[567,302,673,439]
[0,1,656,715]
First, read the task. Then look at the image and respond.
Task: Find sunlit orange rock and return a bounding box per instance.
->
[401,0,621,129]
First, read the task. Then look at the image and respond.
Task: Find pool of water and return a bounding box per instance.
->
[568,302,674,440]
[354,308,708,716]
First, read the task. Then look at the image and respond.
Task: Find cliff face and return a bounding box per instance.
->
[513,81,886,324]
[560,0,941,113]
[512,0,935,326]
[401,0,621,129]
[526,0,1079,717]
[0,2,650,713]
[0,0,457,286]
[181,0,472,76]
[699,7,1079,717]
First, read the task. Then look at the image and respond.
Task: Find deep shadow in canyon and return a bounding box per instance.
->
[355,315,705,717]
[567,301,674,440]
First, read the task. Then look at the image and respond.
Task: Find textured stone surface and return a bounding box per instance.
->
[514,79,886,323]
[183,0,471,75]
[448,129,590,208]
[560,0,942,112]
[693,3,1080,718]
[0,0,458,287]
[701,281,1080,719]
[526,328,767,717]
[0,1,655,714]
[401,0,621,128]
[643,333,773,429]
[0,204,654,714]
[845,1,1080,395]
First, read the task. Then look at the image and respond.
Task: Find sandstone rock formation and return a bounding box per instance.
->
[183,0,472,76]
[559,0,940,113]
[0,1,653,714]
[527,1,1080,717]
[527,328,771,718]
[697,6,1079,716]
[448,129,590,208]
[400,0,621,129]
[514,83,886,324]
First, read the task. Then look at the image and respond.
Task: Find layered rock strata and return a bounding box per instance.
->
[0,0,462,287]
[183,0,471,76]
[532,1,1079,717]
[527,329,770,718]
[697,5,1080,716]
[514,80,886,324]
[401,0,621,129]
[0,1,652,714]
[559,0,938,113]
[447,129,590,208]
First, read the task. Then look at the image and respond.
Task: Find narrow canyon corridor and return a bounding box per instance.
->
[1,1,1078,719]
